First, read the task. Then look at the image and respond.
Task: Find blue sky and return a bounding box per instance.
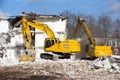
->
[0,0,120,18]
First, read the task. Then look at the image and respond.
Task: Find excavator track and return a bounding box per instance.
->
[40,53,71,60]
[40,53,54,60]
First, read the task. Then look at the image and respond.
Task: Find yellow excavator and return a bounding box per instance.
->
[19,17,80,61]
[73,18,112,58]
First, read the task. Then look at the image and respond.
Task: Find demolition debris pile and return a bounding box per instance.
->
[0,58,120,80]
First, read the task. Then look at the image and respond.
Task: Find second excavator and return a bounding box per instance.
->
[73,18,112,58]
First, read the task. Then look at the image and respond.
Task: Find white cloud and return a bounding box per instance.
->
[110,3,120,12]
[108,0,120,13]
[105,0,120,19]
[0,9,11,19]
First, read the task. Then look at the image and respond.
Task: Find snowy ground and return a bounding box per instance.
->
[0,58,120,80]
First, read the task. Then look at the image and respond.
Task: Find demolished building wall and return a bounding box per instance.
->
[0,19,19,63]
[0,20,9,32]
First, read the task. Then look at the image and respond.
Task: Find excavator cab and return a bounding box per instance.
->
[44,38,59,48]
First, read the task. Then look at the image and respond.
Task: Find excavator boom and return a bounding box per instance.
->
[74,18,96,46]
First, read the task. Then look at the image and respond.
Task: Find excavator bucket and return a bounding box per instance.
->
[19,49,36,62]
[94,46,112,57]
[19,54,35,62]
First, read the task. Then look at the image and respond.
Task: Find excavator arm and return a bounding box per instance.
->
[21,18,33,49]
[74,18,96,46]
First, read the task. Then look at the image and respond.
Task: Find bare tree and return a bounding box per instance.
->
[61,11,114,39]
[83,15,99,37]
[60,10,78,39]
[97,14,112,38]
[113,19,120,39]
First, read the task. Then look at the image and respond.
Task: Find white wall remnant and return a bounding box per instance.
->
[0,20,9,32]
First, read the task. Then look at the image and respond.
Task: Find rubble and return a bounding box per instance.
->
[89,56,120,74]
[0,58,119,80]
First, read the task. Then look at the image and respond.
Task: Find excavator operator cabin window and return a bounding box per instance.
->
[45,39,55,48]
